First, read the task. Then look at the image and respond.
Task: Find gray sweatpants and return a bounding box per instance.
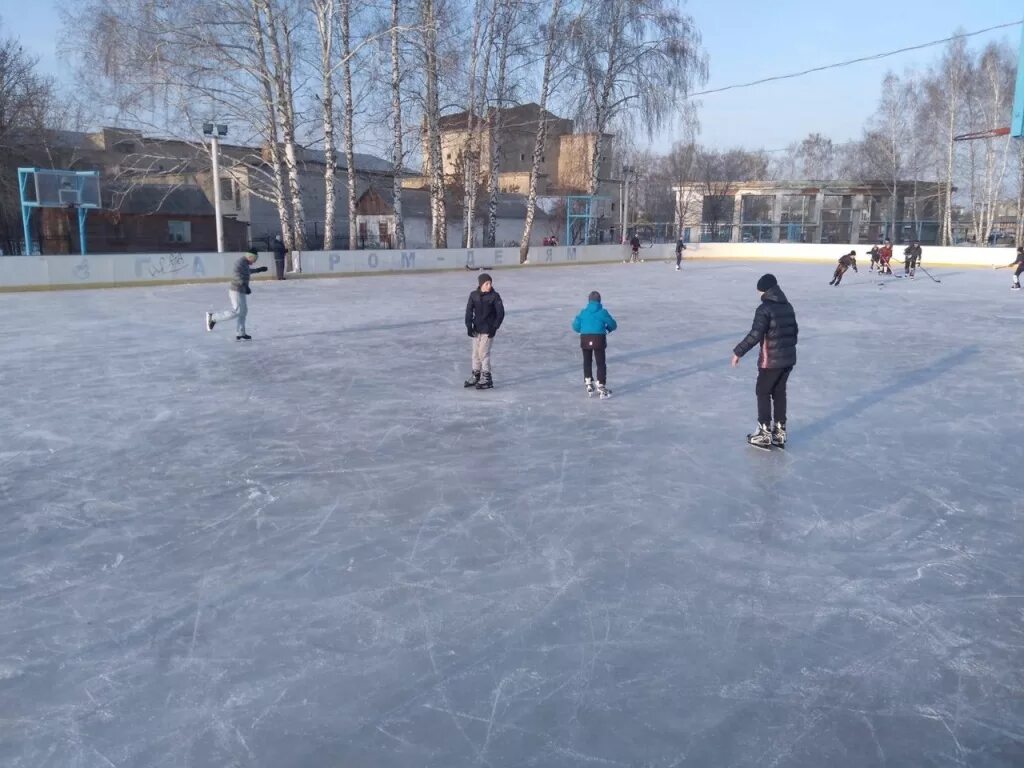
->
[212,289,248,334]
[471,334,493,373]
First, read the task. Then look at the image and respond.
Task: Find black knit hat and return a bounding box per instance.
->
[246,248,259,258]
[478,272,492,287]
[756,273,778,291]
[588,290,601,302]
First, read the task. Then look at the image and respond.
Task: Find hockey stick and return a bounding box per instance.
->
[917,264,941,283]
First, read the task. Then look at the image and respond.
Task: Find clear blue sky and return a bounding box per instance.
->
[1,0,1021,152]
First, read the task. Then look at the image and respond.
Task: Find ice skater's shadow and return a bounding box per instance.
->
[614,358,723,395]
[501,332,736,388]
[269,306,551,341]
[799,345,978,443]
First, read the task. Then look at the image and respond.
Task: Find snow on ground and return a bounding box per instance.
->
[1,259,1022,767]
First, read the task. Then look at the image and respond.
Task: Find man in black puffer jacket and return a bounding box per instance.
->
[731,273,798,449]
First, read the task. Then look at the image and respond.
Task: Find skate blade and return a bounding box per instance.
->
[747,441,773,451]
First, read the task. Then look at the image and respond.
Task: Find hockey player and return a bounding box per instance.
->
[868,244,881,272]
[464,273,505,390]
[829,250,858,286]
[731,274,799,450]
[904,241,922,278]
[205,249,269,340]
[572,290,618,398]
[878,240,894,275]
[996,246,1024,290]
[626,234,642,263]
[674,237,687,270]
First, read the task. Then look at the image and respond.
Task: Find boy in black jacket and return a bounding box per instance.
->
[464,273,505,389]
[731,273,799,449]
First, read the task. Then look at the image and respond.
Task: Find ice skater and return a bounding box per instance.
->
[878,240,894,275]
[995,246,1024,290]
[675,237,687,270]
[829,250,858,286]
[272,235,288,280]
[572,290,617,399]
[626,234,642,263]
[904,241,922,278]
[464,272,505,390]
[205,249,269,340]
[731,273,799,450]
[868,244,881,272]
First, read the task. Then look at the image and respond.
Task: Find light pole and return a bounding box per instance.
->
[204,122,229,253]
[621,165,635,243]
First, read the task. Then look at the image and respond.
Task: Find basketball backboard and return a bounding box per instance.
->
[19,168,102,209]
[18,168,102,255]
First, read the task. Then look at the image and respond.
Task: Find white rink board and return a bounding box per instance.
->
[0,241,1014,290]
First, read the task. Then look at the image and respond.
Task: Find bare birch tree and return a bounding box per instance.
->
[565,0,706,241]
[420,0,446,247]
[519,0,564,262]
[390,0,407,248]
[261,0,308,249]
[312,0,337,250]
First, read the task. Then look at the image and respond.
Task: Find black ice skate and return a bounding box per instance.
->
[772,422,787,449]
[747,423,773,450]
[205,312,216,332]
[476,372,493,390]
[585,378,595,397]
[464,371,481,388]
[597,383,611,399]
[236,334,252,341]
[1012,283,1020,291]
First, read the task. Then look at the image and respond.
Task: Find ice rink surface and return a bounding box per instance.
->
[1,258,1022,767]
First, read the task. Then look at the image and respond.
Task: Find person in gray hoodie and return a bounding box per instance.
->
[205,249,268,340]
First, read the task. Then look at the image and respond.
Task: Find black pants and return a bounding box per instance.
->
[676,250,683,267]
[581,334,607,384]
[756,366,792,426]
[274,257,285,279]
[1015,264,1023,280]
[905,256,919,274]
[830,265,847,285]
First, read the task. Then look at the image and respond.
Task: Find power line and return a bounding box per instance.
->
[690,20,1023,99]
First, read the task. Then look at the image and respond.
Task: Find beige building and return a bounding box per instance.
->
[407,104,622,243]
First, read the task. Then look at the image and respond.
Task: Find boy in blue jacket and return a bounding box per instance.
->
[572,290,617,398]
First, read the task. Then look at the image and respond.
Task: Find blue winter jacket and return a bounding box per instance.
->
[572,301,617,335]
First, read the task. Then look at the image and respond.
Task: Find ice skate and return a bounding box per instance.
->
[675,265,681,271]
[1012,282,1020,291]
[771,422,787,450]
[205,312,215,332]
[747,423,773,450]
[475,372,493,390]
[597,383,611,399]
[464,371,481,388]
[236,334,252,341]
[585,378,595,397]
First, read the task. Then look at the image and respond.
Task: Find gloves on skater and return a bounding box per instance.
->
[245,286,252,295]
[467,327,476,337]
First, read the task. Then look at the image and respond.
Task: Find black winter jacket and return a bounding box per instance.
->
[465,289,505,336]
[733,286,798,369]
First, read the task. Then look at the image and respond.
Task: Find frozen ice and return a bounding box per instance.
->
[1,260,1022,767]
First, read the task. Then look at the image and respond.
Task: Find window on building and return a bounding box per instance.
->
[168,220,192,243]
[520,153,526,162]
[220,180,233,201]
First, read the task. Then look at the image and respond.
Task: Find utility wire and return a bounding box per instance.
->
[690,20,1023,99]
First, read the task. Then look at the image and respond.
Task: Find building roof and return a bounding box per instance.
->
[106,184,217,216]
[358,187,548,221]
[438,103,568,132]
[673,179,944,192]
